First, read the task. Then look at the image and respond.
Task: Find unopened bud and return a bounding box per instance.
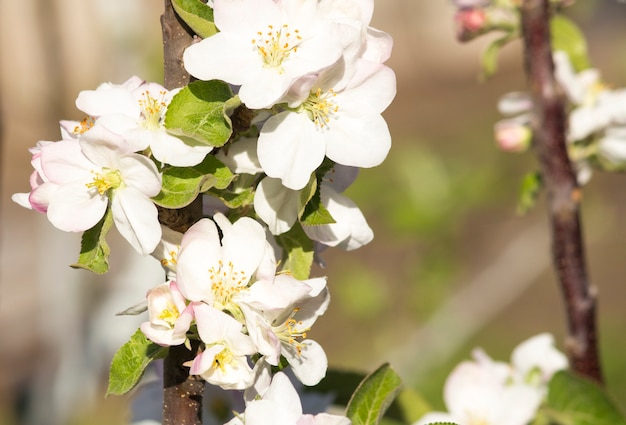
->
[494,119,532,153]
[455,8,488,42]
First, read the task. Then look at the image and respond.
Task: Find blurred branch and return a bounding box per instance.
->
[160,1,205,423]
[520,0,602,383]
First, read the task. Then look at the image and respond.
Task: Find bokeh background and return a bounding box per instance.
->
[1,1,625,424]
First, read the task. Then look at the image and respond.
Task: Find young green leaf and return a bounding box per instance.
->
[275,223,314,280]
[517,171,543,215]
[153,155,234,209]
[107,329,169,396]
[165,80,234,147]
[550,15,591,72]
[171,0,217,38]
[546,370,626,425]
[71,206,114,274]
[480,34,515,80]
[346,363,403,425]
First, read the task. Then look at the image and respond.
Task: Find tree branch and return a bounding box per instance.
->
[160,1,205,423]
[520,0,602,383]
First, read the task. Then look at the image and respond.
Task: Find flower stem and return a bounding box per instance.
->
[160,0,205,423]
[519,0,603,383]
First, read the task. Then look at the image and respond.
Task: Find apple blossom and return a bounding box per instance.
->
[140,281,193,346]
[183,0,345,109]
[257,63,395,190]
[13,125,162,255]
[190,303,257,390]
[75,76,214,166]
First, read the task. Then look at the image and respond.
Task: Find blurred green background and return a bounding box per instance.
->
[1,1,625,424]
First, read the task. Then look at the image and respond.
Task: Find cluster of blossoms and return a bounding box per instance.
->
[12,0,395,423]
[494,50,626,184]
[415,333,568,425]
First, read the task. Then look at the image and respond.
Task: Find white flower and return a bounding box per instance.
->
[76,76,213,166]
[257,63,395,190]
[510,333,568,386]
[190,303,257,390]
[140,281,193,346]
[183,0,345,109]
[151,225,184,280]
[21,125,162,255]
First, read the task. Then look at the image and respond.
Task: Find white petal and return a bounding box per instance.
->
[47,183,108,232]
[254,177,300,235]
[118,154,162,197]
[221,216,268,280]
[284,339,327,386]
[111,188,161,255]
[258,112,325,190]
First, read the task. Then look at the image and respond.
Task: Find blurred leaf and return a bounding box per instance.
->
[480,34,515,80]
[165,80,233,147]
[551,15,591,72]
[393,388,432,423]
[172,0,217,38]
[517,171,543,215]
[71,207,113,274]
[107,329,168,396]
[545,370,626,425]
[276,223,314,280]
[346,363,403,425]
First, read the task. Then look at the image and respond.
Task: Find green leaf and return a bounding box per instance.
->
[300,186,336,226]
[71,207,114,274]
[551,15,591,72]
[153,155,234,209]
[346,363,403,425]
[171,0,217,38]
[207,187,255,209]
[480,34,515,80]
[165,80,234,147]
[517,171,543,215]
[546,370,626,425]
[276,223,314,280]
[107,329,169,396]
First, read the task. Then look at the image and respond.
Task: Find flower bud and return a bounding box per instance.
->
[455,8,488,42]
[494,119,532,153]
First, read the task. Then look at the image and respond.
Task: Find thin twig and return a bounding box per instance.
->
[519,0,602,383]
[160,0,205,423]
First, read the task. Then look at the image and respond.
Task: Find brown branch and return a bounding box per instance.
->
[160,1,205,423]
[519,0,602,383]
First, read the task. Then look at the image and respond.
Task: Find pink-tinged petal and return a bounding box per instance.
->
[118,154,162,197]
[190,345,224,375]
[183,32,257,85]
[254,177,299,235]
[47,183,108,232]
[28,182,60,212]
[240,306,281,365]
[39,140,93,184]
[220,217,267,280]
[75,82,140,117]
[111,188,161,255]
[258,112,325,190]
[177,219,222,302]
[325,113,391,168]
[283,339,327,386]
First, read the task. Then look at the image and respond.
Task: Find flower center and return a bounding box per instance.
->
[138,90,167,130]
[213,347,235,372]
[209,260,248,310]
[157,302,180,328]
[274,307,309,355]
[301,88,339,129]
[73,116,95,135]
[161,250,178,269]
[252,24,302,73]
[85,168,122,195]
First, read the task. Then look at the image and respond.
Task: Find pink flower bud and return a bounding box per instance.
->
[494,119,532,153]
[455,8,488,42]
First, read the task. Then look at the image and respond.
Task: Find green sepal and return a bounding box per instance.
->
[71,206,114,274]
[153,155,234,209]
[544,370,626,425]
[550,15,591,72]
[164,80,234,147]
[171,0,217,39]
[275,222,314,280]
[517,171,543,215]
[106,329,169,396]
[346,363,403,425]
